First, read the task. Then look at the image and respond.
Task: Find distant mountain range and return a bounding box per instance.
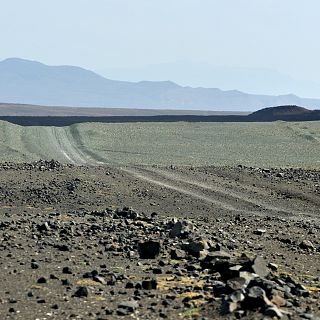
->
[1,58,320,111]
[99,62,320,98]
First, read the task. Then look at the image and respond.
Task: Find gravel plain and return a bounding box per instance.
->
[0,160,319,319]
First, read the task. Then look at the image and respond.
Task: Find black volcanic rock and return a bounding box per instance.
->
[248,105,320,121]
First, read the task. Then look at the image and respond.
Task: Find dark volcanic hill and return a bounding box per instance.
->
[249,105,320,121]
[1,58,320,111]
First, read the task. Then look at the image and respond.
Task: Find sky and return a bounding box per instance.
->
[1,0,320,95]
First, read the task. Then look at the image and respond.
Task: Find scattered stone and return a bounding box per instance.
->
[125,281,134,289]
[37,222,50,232]
[264,305,283,318]
[221,300,238,314]
[138,241,161,259]
[105,273,117,285]
[169,221,183,238]
[253,229,266,235]
[299,240,315,251]
[73,286,89,298]
[93,275,106,284]
[37,277,47,284]
[169,219,193,238]
[170,249,186,260]
[37,299,46,304]
[62,267,72,274]
[251,256,269,278]
[184,239,208,257]
[142,280,157,290]
[229,290,245,303]
[55,244,70,252]
[271,294,285,307]
[118,300,139,315]
[245,286,271,309]
[268,262,279,271]
[226,277,247,291]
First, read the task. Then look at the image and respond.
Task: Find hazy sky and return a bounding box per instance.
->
[1,0,320,83]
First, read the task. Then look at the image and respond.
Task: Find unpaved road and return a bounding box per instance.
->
[49,126,106,165]
[120,166,320,221]
[45,126,320,222]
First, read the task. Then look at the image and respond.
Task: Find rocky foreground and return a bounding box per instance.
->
[0,161,319,319]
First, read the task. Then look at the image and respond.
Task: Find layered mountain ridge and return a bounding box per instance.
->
[1,58,320,111]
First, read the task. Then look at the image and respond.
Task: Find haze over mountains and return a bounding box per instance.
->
[99,62,320,99]
[1,58,320,111]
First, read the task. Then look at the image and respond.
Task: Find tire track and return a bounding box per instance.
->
[120,167,250,214]
[68,125,107,165]
[48,126,105,165]
[120,166,320,220]
[120,166,298,218]
[51,127,88,165]
[135,167,311,215]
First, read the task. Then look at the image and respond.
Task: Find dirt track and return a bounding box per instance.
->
[121,166,320,221]
[45,127,320,222]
